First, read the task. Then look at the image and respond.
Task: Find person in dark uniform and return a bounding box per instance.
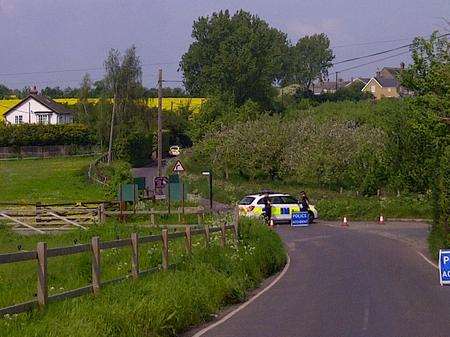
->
[299,191,309,212]
[262,194,272,225]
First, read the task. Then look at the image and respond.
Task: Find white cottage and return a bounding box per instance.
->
[3,89,74,125]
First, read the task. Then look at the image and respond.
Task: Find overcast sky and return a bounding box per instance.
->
[0,0,448,90]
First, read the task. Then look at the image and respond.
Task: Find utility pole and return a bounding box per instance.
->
[335,72,338,92]
[107,93,116,164]
[157,69,163,178]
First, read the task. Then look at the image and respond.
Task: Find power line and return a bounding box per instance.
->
[332,32,449,66]
[332,50,411,75]
[332,37,412,49]
[0,62,178,77]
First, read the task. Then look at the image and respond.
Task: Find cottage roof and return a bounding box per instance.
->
[3,94,74,116]
[375,77,398,88]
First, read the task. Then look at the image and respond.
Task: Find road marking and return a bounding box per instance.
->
[192,253,291,337]
[417,251,439,270]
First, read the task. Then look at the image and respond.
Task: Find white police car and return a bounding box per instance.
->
[238,192,318,224]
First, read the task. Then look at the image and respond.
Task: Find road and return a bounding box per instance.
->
[190,221,450,337]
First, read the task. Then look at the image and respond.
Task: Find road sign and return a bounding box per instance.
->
[439,249,450,286]
[291,211,309,227]
[118,184,138,202]
[154,176,168,189]
[173,160,185,173]
[134,177,146,191]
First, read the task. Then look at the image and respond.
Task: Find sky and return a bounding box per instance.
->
[0,0,448,90]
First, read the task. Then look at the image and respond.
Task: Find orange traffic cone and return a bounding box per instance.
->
[341,217,349,227]
[378,215,385,225]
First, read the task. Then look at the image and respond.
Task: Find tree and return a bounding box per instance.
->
[0,84,11,99]
[180,10,288,106]
[401,31,449,97]
[103,46,150,164]
[283,33,334,90]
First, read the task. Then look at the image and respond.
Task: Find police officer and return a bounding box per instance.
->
[262,194,272,225]
[299,191,309,212]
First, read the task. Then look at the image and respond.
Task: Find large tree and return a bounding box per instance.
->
[283,33,334,90]
[180,10,288,106]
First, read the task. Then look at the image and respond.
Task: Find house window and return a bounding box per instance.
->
[387,88,392,92]
[370,85,376,93]
[14,115,23,124]
[38,114,49,124]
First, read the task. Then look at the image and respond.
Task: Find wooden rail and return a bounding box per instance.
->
[0,215,239,316]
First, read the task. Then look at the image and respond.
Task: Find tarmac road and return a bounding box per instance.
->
[193,221,450,337]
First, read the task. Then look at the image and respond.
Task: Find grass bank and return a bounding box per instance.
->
[0,218,286,337]
[185,172,433,220]
[0,156,106,203]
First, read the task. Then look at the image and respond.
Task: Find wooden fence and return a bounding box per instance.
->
[0,217,239,316]
[0,202,207,233]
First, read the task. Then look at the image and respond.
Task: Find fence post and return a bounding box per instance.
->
[233,207,239,245]
[36,242,48,309]
[131,233,139,279]
[197,213,202,227]
[220,223,226,248]
[162,229,169,270]
[150,208,155,227]
[185,225,192,254]
[178,209,182,223]
[204,224,210,248]
[35,202,42,223]
[98,203,106,223]
[91,236,101,295]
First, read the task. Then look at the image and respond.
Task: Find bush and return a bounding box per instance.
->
[114,131,154,167]
[429,140,450,259]
[98,161,133,198]
[0,123,95,147]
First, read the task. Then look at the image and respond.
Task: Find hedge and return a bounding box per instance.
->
[0,123,96,147]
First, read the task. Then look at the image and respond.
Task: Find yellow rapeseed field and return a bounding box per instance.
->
[0,97,205,120]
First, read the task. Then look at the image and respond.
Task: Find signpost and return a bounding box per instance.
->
[291,211,309,227]
[173,160,185,173]
[439,249,450,286]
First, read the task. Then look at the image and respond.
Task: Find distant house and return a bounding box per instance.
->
[361,77,400,99]
[310,79,351,95]
[3,87,74,125]
[361,64,413,99]
[345,77,370,88]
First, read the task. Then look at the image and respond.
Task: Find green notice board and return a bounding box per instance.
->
[168,174,187,201]
[134,177,146,191]
[118,184,138,202]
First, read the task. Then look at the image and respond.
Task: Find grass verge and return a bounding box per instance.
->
[0,218,286,337]
[0,156,106,203]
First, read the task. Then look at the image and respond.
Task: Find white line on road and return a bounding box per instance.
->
[417,251,439,270]
[192,253,291,337]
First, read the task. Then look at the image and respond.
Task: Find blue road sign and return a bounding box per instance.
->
[291,211,309,227]
[439,249,450,286]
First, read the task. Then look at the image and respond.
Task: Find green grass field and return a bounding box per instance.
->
[0,218,286,337]
[0,157,106,203]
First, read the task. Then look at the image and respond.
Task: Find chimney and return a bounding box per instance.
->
[30,85,38,95]
[400,62,405,69]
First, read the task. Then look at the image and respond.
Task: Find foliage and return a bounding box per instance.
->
[0,123,95,147]
[0,219,286,337]
[294,81,373,103]
[0,157,105,203]
[282,33,334,89]
[180,10,288,107]
[97,160,133,198]
[428,136,450,259]
[113,131,154,167]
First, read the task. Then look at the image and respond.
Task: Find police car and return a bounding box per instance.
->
[238,192,319,224]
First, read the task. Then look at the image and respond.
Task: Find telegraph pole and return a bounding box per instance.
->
[157,69,163,178]
[335,72,338,92]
